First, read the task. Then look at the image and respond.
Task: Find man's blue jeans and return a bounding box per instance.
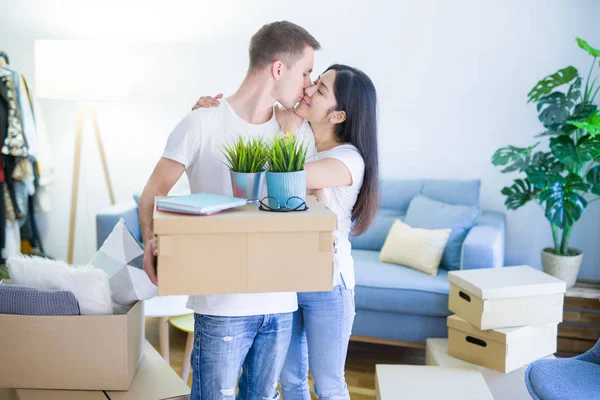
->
[279,285,356,400]
[190,313,293,400]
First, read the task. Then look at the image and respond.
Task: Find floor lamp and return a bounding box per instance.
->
[35,40,131,264]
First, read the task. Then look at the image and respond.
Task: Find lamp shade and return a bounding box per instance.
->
[35,40,131,101]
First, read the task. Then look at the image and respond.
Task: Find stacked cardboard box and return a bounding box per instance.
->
[446,265,566,373]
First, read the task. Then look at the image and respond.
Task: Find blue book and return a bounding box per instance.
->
[156,193,247,215]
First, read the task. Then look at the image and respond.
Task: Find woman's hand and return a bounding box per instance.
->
[192,93,223,110]
[191,95,303,134]
[275,106,303,133]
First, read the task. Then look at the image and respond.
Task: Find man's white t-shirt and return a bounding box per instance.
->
[161,100,314,317]
[307,144,365,289]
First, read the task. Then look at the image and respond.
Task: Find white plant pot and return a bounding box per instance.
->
[541,248,583,289]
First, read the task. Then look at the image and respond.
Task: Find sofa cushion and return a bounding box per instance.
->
[352,309,448,342]
[380,180,424,212]
[421,179,481,206]
[350,208,405,251]
[353,249,450,316]
[404,194,481,270]
[378,179,481,214]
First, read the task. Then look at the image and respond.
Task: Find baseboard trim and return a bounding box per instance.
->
[350,335,426,349]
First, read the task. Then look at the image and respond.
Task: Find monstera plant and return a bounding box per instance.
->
[492,37,600,288]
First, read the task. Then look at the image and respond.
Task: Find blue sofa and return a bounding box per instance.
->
[96,179,505,346]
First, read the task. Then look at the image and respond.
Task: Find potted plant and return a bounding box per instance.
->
[265,131,308,210]
[222,136,269,204]
[492,37,600,288]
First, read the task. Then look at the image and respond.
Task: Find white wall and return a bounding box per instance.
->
[1,0,599,279]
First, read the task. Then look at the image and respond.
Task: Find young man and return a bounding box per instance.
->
[140,21,320,399]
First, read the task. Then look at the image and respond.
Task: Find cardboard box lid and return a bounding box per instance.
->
[376,365,493,399]
[447,315,556,345]
[153,196,336,235]
[448,265,566,300]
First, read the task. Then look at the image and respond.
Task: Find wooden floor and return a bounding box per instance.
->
[145,318,426,400]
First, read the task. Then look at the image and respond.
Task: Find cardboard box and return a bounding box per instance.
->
[426,338,555,399]
[448,265,566,330]
[0,341,190,400]
[154,196,337,296]
[447,314,557,373]
[375,365,493,400]
[0,299,144,391]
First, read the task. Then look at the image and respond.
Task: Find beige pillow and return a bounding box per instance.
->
[380,220,452,276]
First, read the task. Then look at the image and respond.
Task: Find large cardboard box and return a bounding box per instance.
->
[0,341,190,400]
[426,338,555,399]
[375,365,493,400]
[154,196,337,296]
[448,265,566,330]
[0,300,144,391]
[447,314,557,373]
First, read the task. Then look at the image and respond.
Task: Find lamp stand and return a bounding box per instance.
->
[67,102,116,264]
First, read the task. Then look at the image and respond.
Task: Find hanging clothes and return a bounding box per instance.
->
[17,75,37,159]
[0,74,8,181]
[0,68,28,158]
[0,69,11,254]
[0,58,45,255]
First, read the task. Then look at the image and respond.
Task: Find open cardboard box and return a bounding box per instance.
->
[0,280,144,391]
[0,341,190,400]
[154,195,337,296]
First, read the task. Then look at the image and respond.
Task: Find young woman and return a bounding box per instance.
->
[193,64,379,400]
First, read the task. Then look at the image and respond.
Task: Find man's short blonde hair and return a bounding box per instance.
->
[248,21,320,71]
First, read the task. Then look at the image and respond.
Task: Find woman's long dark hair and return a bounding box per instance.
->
[325,64,379,236]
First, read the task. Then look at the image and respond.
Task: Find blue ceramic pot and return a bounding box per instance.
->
[265,170,306,210]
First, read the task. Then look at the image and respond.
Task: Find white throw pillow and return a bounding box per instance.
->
[7,255,113,315]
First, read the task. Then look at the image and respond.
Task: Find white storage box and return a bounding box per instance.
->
[448,265,565,330]
[447,314,557,373]
[427,338,555,399]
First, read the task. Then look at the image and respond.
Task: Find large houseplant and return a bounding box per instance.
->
[222,137,269,204]
[265,132,308,210]
[492,37,600,288]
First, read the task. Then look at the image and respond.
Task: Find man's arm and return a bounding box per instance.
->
[140,157,185,284]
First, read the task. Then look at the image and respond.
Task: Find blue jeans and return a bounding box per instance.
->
[279,285,356,400]
[190,313,293,400]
